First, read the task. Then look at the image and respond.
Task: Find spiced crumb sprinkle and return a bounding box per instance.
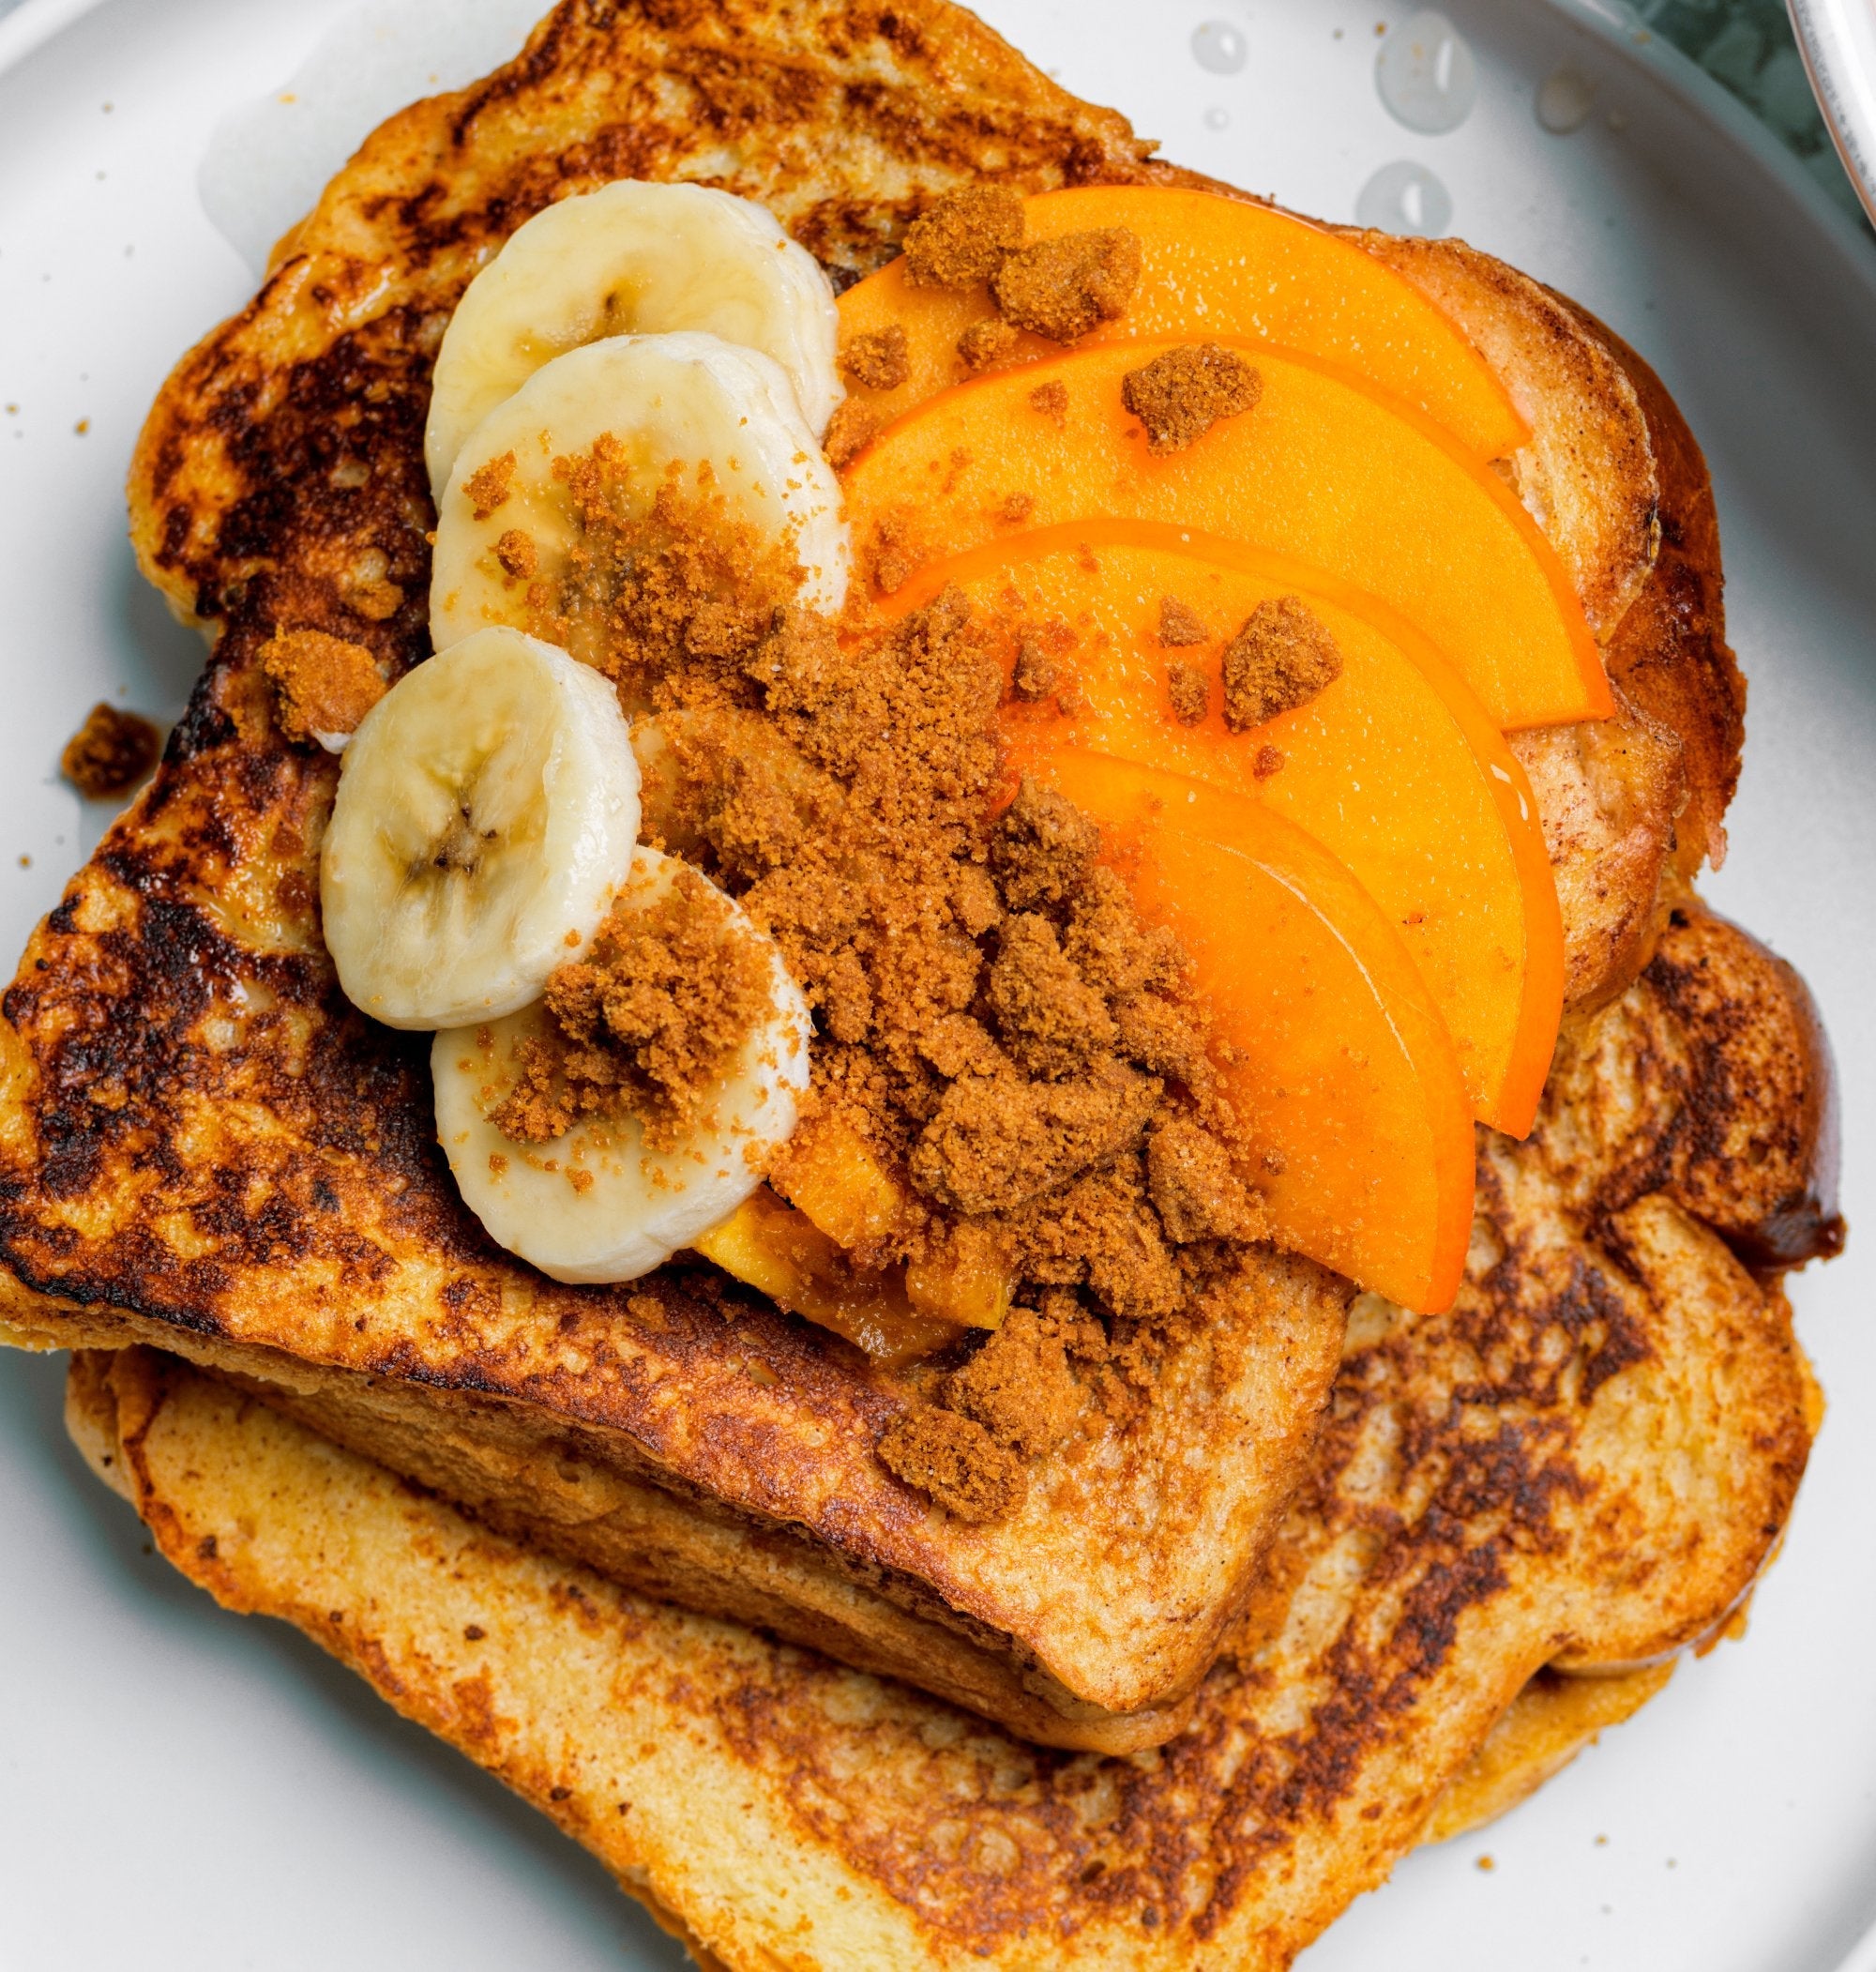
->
[1168,663,1210,725]
[823,398,882,469]
[1222,597,1343,731]
[259,629,386,747]
[60,703,159,798]
[1000,492,1036,524]
[490,863,773,1154]
[958,317,1019,372]
[462,448,517,520]
[1121,343,1262,454]
[987,913,1117,1080]
[1028,379,1069,426]
[494,528,537,580]
[1011,636,1056,701]
[992,228,1142,342]
[1157,595,1208,646]
[989,777,1099,912]
[1253,744,1285,781]
[877,1404,1026,1522]
[1146,1116,1266,1243]
[840,323,910,391]
[900,185,1024,290]
[945,1304,1080,1458]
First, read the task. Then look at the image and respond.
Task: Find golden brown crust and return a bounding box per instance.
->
[76,1031,1810,1972]
[1420,1661,1676,1844]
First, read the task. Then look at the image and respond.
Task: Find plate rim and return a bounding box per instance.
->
[4,0,1871,268]
[2,2,1873,1967]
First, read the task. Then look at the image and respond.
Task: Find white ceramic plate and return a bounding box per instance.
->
[1,2,1872,1967]
[1790,0,1876,224]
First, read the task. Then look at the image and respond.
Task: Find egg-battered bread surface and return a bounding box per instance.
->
[0,0,1825,1754]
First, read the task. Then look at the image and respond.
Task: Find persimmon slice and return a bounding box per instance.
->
[838,184,1527,461]
[885,523,1563,1135]
[840,338,1609,730]
[1022,748,1475,1313]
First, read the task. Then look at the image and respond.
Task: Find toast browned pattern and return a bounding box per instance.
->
[62,903,1821,1964]
[0,0,1834,1749]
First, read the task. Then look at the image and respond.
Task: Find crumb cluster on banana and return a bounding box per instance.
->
[313,182,852,1285]
[430,331,849,651]
[432,846,811,1285]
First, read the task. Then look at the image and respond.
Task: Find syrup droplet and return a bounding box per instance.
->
[1354,160,1454,238]
[1536,67,1596,134]
[1190,20,1248,76]
[1376,10,1477,135]
[1204,105,1232,130]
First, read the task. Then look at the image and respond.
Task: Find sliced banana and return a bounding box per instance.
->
[320,627,641,1030]
[431,847,812,1284]
[430,332,849,656]
[425,181,842,497]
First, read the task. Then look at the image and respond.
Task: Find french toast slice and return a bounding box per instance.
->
[64,910,1821,1965]
[0,0,1831,1747]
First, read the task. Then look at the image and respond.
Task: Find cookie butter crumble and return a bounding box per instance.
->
[991,228,1142,342]
[60,703,159,798]
[1157,594,1208,646]
[877,1405,1025,1523]
[1168,662,1210,724]
[1122,343,1262,453]
[1222,597,1344,730]
[840,323,910,390]
[958,317,1019,372]
[900,185,1025,288]
[491,863,772,1154]
[259,629,387,746]
[822,398,882,470]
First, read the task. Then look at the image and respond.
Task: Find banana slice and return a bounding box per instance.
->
[425,181,842,497]
[431,847,812,1284]
[321,627,641,1030]
[430,332,849,656]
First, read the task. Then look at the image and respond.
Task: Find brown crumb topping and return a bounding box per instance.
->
[1254,744,1285,781]
[1028,379,1069,427]
[945,1304,1080,1458]
[990,774,1099,909]
[1147,1117,1267,1244]
[1157,595,1208,646]
[823,398,882,471]
[877,1405,1025,1523]
[1011,636,1056,701]
[508,436,806,696]
[462,448,516,521]
[490,862,773,1154]
[1168,663,1209,725]
[1121,344,1263,454]
[958,317,1019,372]
[60,703,159,799]
[910,1059,1160,1218]
[258,629,387,745]
[494,528,537,580]
[1222,597,1344,731]
[991,229,1142,343]
[840,324,910,391]
[900,185,1025,289]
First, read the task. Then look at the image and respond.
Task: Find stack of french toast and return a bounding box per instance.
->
[0,1,1846,1964]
